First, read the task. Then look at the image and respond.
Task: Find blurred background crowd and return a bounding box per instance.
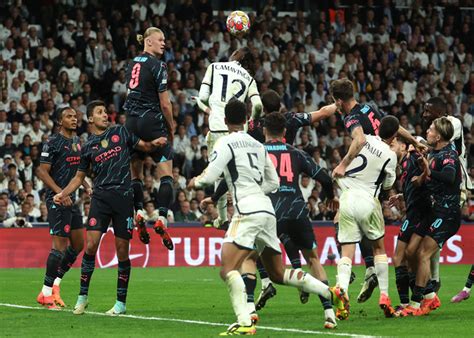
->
[0,0,473,227]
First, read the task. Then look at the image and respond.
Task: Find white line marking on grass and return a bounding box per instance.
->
[0,303,377,337]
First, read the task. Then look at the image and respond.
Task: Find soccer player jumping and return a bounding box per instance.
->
[124,27,174,250]
[54,101,166,315]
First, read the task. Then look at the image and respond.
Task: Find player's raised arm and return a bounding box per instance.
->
[397,126,427,153]
[309,103,338,124]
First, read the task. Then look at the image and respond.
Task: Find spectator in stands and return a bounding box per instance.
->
[174,200,198,222]
[37,202,48,222]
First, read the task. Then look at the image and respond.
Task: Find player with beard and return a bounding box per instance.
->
[389,137,432,315]
[420,97,472,294]
[401,117,462,316]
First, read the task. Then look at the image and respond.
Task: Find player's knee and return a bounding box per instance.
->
[72,239,84,253]
[220,267,230,281]
[86,240,100,255]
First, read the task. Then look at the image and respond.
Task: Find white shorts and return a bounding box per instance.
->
[223,212,281,255]
[206,130,228,153]
[338,190,385,244]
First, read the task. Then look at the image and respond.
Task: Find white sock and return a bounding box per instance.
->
[261,277,271,289]
[424,292,436,300]
[430,249,440,282]
[324,308,336,320]
[337,257,352,293]
[374,254,389,295]
[54,277,62,286]
[283,269,331,299]
[365,265,375,278]
[225,271,251,326]
[42,285,52,297]
[246,301,256,314]
[462,287,471,293]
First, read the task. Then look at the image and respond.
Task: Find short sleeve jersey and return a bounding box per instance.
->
[78,126,139,192]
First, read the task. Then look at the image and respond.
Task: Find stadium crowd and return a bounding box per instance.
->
[0,0,473,226]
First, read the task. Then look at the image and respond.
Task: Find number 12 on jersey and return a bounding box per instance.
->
[268,153,294,182]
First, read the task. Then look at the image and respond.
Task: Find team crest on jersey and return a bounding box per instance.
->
[64,224,71,233]
[210,151,217,162]
[111,135,120,143]
[89,218,97,226]
[101,139,109,149]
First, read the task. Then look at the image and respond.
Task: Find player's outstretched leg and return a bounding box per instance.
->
[279,233,309,304]
[132,177,150,245]
[357,236,378,303]
[302,247,337,329]
[261,247,349,321]
[451,264,473,303]
[429,248,441,292]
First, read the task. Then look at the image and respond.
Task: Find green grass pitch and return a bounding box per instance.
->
[1,265,473,337]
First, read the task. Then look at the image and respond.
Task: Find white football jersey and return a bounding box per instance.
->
[199,61,260,132]
[337,135,397,198]
[195,131,279,215]
[447,115,472,189]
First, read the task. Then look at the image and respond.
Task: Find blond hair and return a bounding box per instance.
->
[433,117,454,142]
[136,27,163,45]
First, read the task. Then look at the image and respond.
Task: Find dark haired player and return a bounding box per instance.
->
[197,47,263,228]
[124,27,174,250]
[421,97,472,292]
[54,101,167,315]
[401,117,462,316]
[389,137,432,314]
[36,107,87,309]
[329,78,426,303]
[262,111,339,329]
[336,115,399,318]
[188,99,347,336]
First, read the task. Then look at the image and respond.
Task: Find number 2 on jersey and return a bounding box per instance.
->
[220,74,246,102]
[268,153,294,182]
[129,63,141,89]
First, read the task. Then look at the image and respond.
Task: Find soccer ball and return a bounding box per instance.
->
[226,11,250,36]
